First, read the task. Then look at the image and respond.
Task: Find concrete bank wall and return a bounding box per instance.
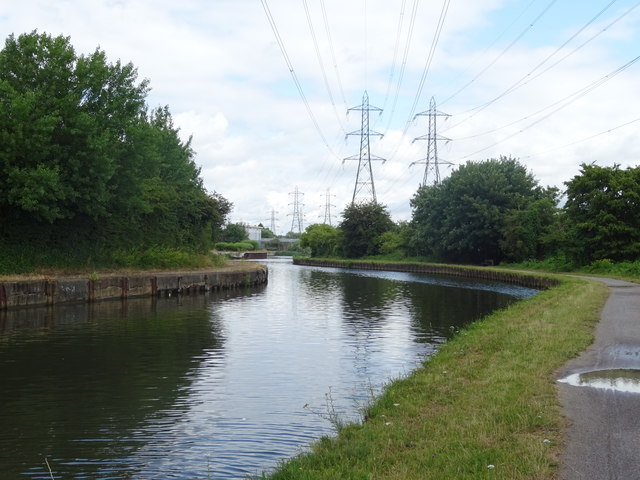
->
[0,265,268,310]
[293,259,557,290]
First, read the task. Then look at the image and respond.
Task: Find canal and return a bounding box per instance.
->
[0,259,537,479]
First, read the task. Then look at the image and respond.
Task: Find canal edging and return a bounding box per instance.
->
[266,269,607,479]
[293,258,558,290]
[0,264,268,310]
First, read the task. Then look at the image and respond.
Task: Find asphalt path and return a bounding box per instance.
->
[557,277,640,480]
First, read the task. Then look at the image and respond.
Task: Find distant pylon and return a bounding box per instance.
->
[269,208,278,235]
[288,186,305,234]
[344,91,386,204]
[320,188,336,226]
[411,97,452,186]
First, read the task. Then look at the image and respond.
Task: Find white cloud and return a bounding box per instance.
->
[2,0,639,231]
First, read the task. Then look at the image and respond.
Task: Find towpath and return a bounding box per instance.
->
[557,277,640,480]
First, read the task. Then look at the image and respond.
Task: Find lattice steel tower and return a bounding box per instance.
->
[269,208,278,236]
[411,97,452,186]
[288,186,304,234]
[320,188,336,226]
[344,91,386,204]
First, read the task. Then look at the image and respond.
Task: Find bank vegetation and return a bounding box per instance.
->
[265,273,608,480]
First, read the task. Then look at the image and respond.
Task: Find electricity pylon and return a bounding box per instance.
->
[344,91,386,204]
[320,188,336,226]
[411,96,452,186]
[287,186,304,234]
[268,208,278,236]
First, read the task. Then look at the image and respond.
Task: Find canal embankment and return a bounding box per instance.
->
[268,265,608,480]
[294,258,558,290]
[0,262,268,310]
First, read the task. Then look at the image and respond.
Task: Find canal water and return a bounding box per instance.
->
[0,259,537,479]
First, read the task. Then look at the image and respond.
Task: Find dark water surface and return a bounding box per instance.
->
[0,259,537,479]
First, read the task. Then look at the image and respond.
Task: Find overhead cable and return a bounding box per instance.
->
[260,0,340,161]
[459,54,640,159]
[302,0,346,134]
[438,0,558,107]
[445,0,640,134]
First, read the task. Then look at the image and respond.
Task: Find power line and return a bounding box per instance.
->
[288,186,305,234]
[320,188,337,226]
[520,116,640,160]
[383,0,420,131]
[344,91,386,205]
[403,0,452,130]
[302,0,346,134]
[411,97,452,186]
[443,0,636,133]
[458,53,640,159]
[320,0,348,110]
[438,0,558,107]
[260,0,340,159]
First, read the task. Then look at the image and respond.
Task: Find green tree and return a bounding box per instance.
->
[220,223,248,243]
[340,201,394,258]
[410,157,557,264]
[564,163,640,264]
[259,224,276,239]
[300,224,341,257]
[0,31,230,254]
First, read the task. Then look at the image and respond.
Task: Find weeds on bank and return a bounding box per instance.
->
[264,276,608,480]
[505,257,640,283]
[0,241,226,277]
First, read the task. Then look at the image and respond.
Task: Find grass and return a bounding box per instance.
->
[264,274,608,480]
[0,242,228,278]
[504,258,640,283]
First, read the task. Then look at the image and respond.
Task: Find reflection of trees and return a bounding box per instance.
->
[400,281,516,342]
[0,294,229,479]
[338,273,400,327]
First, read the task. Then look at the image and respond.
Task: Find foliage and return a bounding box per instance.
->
[219,223,248,243]
[300,224,341,257]
[563,163,640,264]
[110,247,226,269]
[339,201,395,258]
[0,240,226,275]
[0,31,230,266]
[260,227,277,239]
[214,241,256,252]
[409,157,558,264]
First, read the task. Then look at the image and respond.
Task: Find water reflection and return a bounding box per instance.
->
[0,260,535,479]
[559,369,640,393]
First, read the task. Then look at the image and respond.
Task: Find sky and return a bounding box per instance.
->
[2,0,640,234]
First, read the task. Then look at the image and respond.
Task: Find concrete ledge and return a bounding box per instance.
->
[293,259,558,290]
[0,265,268,310]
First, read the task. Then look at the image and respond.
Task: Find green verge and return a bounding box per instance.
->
[264,275,608,480]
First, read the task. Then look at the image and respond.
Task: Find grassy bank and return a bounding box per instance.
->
[0,243,227,277]
[265,275,608,479]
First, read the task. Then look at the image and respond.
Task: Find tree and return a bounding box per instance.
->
[340,201,394,258]
[0,31,230,252]
[564,163,640,264]
[410,157,557,264]
[220,223,248,243]
[300,224,341,257]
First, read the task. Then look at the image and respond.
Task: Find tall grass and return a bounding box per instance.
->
[265,275,607,480]
[0,241,226,275]
[506,257,640,283]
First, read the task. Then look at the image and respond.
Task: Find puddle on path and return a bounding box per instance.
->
[558,369,640,393]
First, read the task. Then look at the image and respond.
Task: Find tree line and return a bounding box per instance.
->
[0,31,231,270]
[301,157,640,269]
[2,32,637,273]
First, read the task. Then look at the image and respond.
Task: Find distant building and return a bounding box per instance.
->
[244,225,262,243]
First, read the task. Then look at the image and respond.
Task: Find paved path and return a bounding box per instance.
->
[557,277,640,480]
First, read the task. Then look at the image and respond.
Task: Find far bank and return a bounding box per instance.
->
[0,262,268,310]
